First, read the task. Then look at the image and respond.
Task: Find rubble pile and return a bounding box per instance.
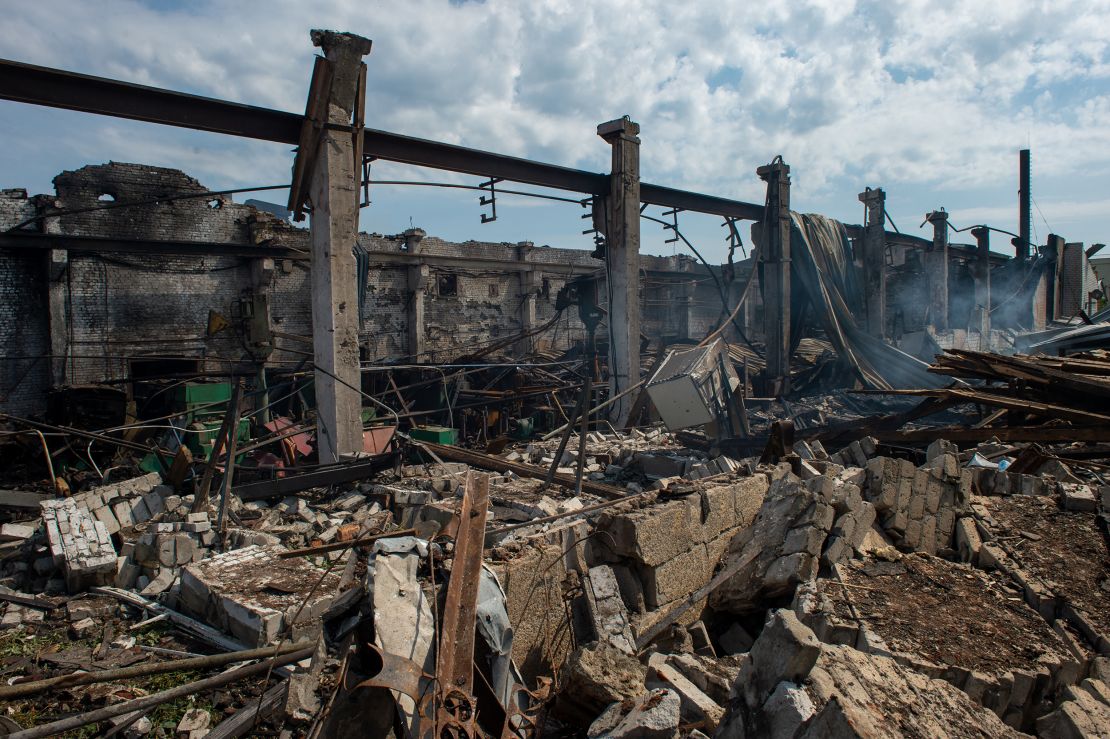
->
[1,349,1109,737]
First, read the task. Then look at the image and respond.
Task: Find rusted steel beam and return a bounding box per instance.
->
[436,470,489,734]
[0,59,766,220]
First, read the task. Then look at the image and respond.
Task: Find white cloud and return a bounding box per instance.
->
[2,0,1110,251]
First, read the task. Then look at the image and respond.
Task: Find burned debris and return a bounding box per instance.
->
[0,26,1109,739]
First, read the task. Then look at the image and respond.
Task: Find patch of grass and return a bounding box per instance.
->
[0,628,72,659]
[132,620,174,647]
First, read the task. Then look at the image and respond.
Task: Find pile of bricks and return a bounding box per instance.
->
[597,475,769,612]
[863,451,971,554]
[66,472,166,535]
[41,498,117,592]
[178,545,342,647]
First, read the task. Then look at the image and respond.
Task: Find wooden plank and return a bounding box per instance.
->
[874,426,1110,443]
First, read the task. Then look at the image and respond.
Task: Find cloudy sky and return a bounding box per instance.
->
[2,0,1109,261]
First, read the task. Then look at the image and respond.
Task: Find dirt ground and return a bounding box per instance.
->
[820,553,1068,674]
[983,495,1110,639]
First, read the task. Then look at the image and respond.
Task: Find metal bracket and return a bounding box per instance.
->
[479,178,503,223]
[662,207,682,245]
[360,156,376,208]
[581,197,606,258]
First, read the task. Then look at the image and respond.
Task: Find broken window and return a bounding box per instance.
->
[98,192,115,202]
[488,283,499,298]
[437,273,458,296]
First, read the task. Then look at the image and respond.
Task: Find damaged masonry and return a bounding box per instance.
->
[1,27,1110,739]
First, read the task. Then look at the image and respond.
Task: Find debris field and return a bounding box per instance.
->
[0,24,1109,739]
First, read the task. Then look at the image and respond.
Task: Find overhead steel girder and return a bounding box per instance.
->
[0,59,765,221]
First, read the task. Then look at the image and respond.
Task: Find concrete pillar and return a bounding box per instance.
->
[924,210,949,332]
[406,264,429,361]
[307,30,372,463]
[858,188,886,339]
[45,249,68,386]
[757,159,791,396]
[516,244,540,355]
[597,117,641,426]
[1046,234,1065,322]
[971,227,991,343]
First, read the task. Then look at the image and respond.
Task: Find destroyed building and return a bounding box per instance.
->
[0,28,1109,739]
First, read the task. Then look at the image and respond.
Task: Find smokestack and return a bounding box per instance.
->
[1018,149,1031,261]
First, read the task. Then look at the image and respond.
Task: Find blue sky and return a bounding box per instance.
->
[3,0,1110,261]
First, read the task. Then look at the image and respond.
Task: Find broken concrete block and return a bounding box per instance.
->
[0,522,38,541]
[955,517,982,564]
[587,565,635,654]
[747,609,822,704]
[284,671,321,723]
[178,545,341,647]
[640,544,710,609]
[140,567,175,597]
[927,438,958,462]
[601,499,697,566]
[588,689,681,739]
[69,616,97,639]
[763,680,817,738]
[718,622,754,654]
[561,641,647,722]
[647,653,724,731]
[1059,482,1097,512]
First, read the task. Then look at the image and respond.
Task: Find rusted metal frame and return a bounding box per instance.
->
[191,380,242,512]
[232,451,399,501]
[216,380,246,541]
[287,56,334,220]
[352,62,367,212]
[540,373,591,492]
[435,470,489,735]
[573,353,595,496]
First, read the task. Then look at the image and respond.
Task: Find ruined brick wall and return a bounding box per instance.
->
[48,164,310,386]
[1,162,727,414]
[0,189,51,416]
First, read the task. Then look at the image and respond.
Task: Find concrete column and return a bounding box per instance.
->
[307,30,372,463]
[924,210,950,332]
[406,264,429,361]
[45,249,68,386]
[1046,234,1065,322]
[971,227,991,343]
[597,117,641,426]
[516,243,540,355]
[858,188,886,339]
[757,159,791,396]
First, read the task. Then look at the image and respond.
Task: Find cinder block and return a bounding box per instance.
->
[602,499,697,566]
[640,544,710,609]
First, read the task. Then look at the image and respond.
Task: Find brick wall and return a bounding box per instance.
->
[1,163,727,414]
[0,189,51,416]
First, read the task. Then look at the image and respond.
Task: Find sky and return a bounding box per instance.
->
[2,0,1110,262]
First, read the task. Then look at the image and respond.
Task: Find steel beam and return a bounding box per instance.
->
[0,59,765,221]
